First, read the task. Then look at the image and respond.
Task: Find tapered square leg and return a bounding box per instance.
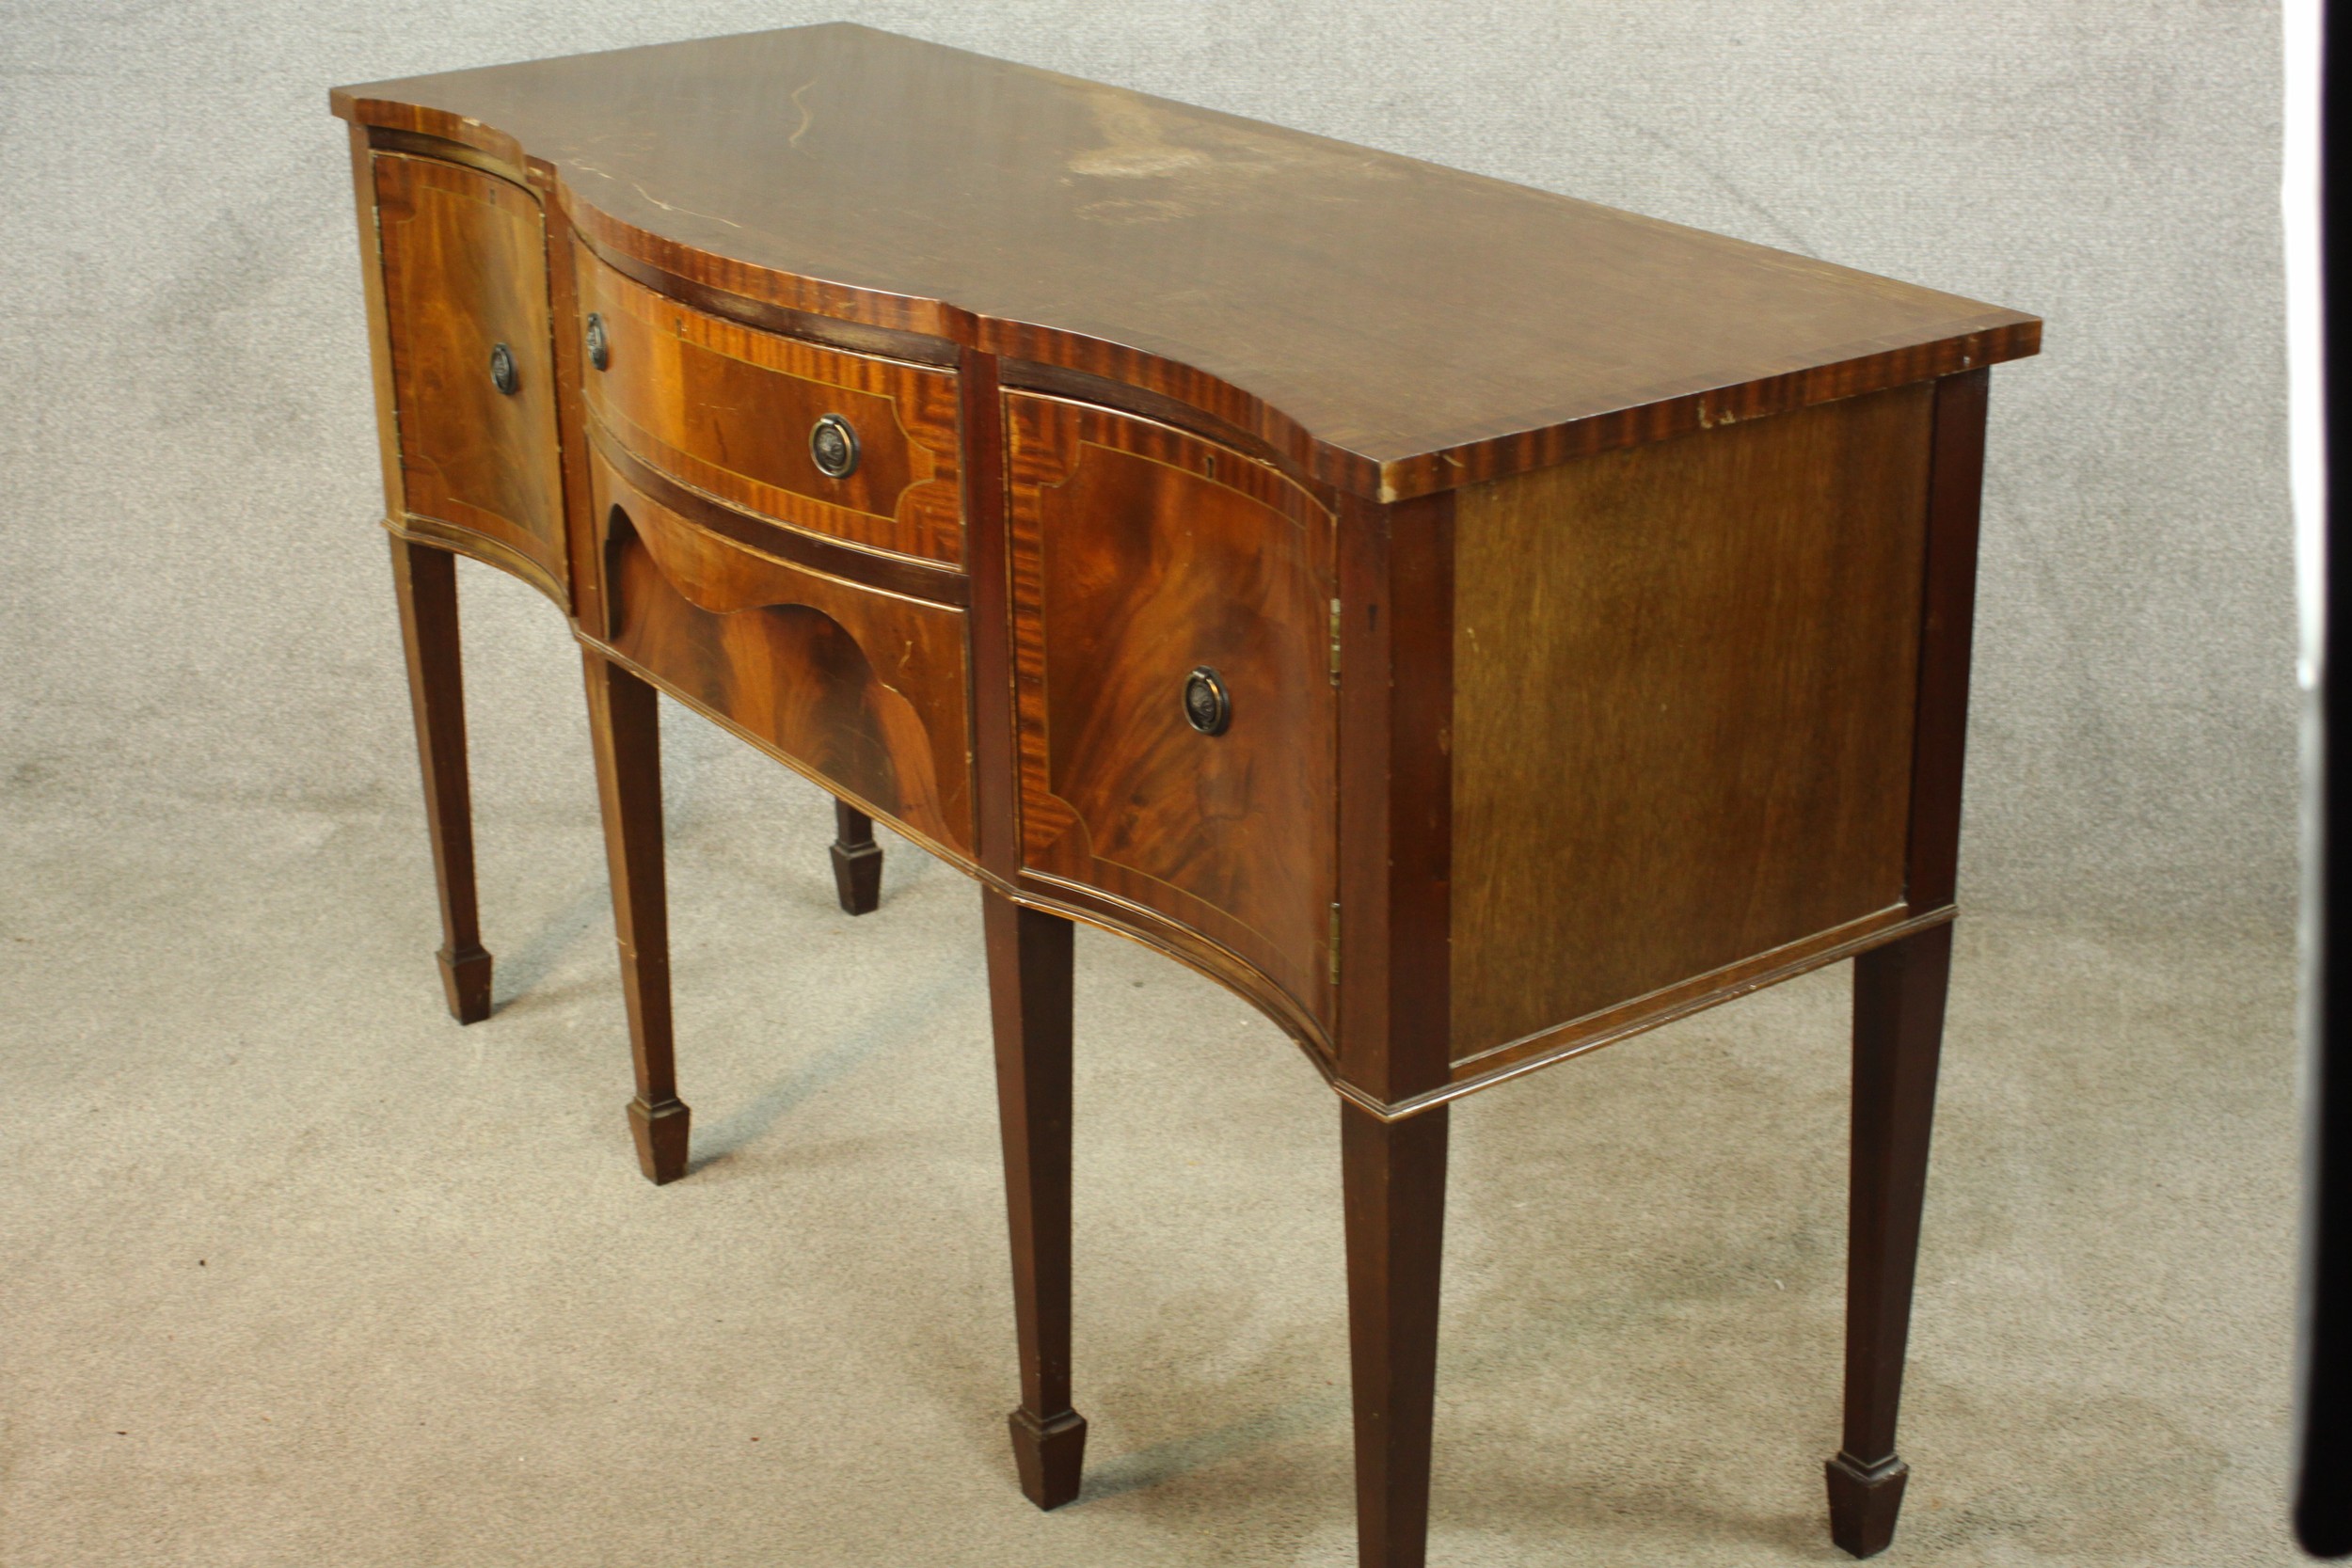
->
[1343,1101,1450,1568]
[581,649,688,1184]
[433,943,493,1024]
[1827,921,1952,1558]
[1826,1451,1910,1559]
[628,1096,691,1185]
[982,889,1087,1508]
[389,536,493,1024]
[830,800,883,915]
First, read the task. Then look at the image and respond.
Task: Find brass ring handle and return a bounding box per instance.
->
[488,341,519,395]
[1184,667,1232,736]
[810,413,860,479]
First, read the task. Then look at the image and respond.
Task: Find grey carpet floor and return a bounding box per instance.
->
[0,759,2302,1565]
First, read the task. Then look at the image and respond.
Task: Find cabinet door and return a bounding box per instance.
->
[373,152,566,594]
[1007,394,1338,1029]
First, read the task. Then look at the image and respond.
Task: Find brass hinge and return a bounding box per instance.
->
[1329,598,1343,686]
[1328,901,1342,986]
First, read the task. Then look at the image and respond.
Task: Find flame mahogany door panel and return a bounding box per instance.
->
[1006,392,1339,1032]
[372,150,567,597]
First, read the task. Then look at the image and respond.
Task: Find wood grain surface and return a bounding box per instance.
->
[347,126,409,526]
[983,891,1089,1512]
[588,423,969,608]
[387,536,493,1025]
[1448,384,1935,1064]
[373,151,567,591]
[1904,369,1992,913]
[1342,1101,1451,1568]
[590,447,974,858]
[544,174,607,636]
[333,24,2039,501]
[580,648,690,1186]
[1331,488,1456,1107]
[829,800,884,915]
[1007,392,1338,1030]
[1827,919,1955,1557]
[576,239,963,563]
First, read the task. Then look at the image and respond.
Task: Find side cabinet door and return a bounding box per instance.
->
[1006,393,1338,1030]
[373,151,567,594]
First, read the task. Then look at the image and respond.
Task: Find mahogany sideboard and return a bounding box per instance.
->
[331,25,2040,1565]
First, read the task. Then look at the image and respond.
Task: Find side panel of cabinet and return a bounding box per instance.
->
[373,151,567,597]
[1448,382,1935,1066]
[1006,393,1338,1031]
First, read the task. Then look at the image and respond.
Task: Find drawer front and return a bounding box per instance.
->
[373,153,566,591]
[1007,394,1338,1027]
[576,243,963,565]
[590,449,973,859]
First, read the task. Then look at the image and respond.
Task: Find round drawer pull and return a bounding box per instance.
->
[585,312,611,371]
[487,341,519,395]
[1183,667,1232,736]
[810,413,860,479]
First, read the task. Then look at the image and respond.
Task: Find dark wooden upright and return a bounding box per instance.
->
[334,25,2038,1564]
[580,649,687,1185]
[386,537,493,1023]
[830,801,884,915]
[982,890,1088,1508]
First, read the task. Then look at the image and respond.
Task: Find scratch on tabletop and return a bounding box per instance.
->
[571,160,744,230]
[789,80,818,151]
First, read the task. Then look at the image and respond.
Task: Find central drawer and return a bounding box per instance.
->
[587,445,975,861]
[574,241,964,565]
